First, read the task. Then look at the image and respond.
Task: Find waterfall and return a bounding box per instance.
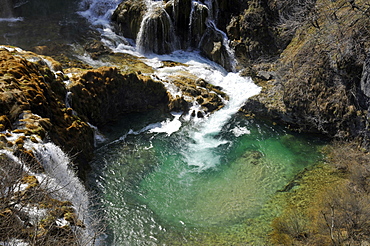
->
[136,1,179,54]
[189,1,208,47]
[82,0,236,70]
[78,0,260,170]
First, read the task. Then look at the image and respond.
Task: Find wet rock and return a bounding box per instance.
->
[242,67,288,124]
[112,0,147,40]
[68,67,169,126]
[112,0,234,70]
[189,1,208,47]
[168,95,189,112]
[84,39,112,59]
[195,78,208,88]
[160,69,226,114]
[136,7,177,54]
[200,27,233,71]
[0,47,94,176]
[172,0,192,48]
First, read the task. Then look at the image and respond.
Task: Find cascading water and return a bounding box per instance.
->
[136,1,179,54]
[73,0,323,244]
[0,136,98,245]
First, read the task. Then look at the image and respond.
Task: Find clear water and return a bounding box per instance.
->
[0,1,324,244]
[88,113,323,245]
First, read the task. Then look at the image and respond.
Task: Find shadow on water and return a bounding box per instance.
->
[0,0,91,50]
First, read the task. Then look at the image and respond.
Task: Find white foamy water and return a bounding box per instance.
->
[78,0,261,172]
[232,126,251,137]
[0,17,23,22]
[148,112,182,136]
[138,51,261,171]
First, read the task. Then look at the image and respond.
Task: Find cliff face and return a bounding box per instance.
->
[235,0,370,140]
[0,47,94,173]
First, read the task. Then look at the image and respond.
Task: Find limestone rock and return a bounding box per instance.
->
[68,67,169,126]
[0,47,94,175]
[136,7,177,54]
[112,0,147,40]
[360,53,370,107]
[173,0,192,48]
[200,27,233,71]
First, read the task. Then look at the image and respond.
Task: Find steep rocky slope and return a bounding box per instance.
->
[234,0,370,141]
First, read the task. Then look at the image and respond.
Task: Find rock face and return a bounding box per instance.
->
[0,0,13,18]
[112,0,147,40]
[172,0,192,48]
[68,67,169,127]
[360,53,370,109]
[112,0,234,71]
[199,27,233,71]
[242,0,370,140]
[0,47,172,177]
[137,7,177,54]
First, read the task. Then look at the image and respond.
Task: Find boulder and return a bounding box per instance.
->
[112,0,147,40]
[200,27,233,71]
[68,67,169,126]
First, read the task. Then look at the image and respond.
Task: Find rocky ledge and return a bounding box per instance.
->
[0,45,227,176]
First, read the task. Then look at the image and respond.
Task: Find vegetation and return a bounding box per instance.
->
[277,0,370,138]
[271,141,370,245]
[0,151,103,245]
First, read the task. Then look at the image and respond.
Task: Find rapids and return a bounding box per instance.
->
[78,1,323,243]
[0,0,325,245]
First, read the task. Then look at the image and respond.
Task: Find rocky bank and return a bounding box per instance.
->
[112,0,370,142]
[233,0,370,141]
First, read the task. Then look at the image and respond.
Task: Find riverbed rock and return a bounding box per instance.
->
[68,67,170,126]
[160,70,227,116]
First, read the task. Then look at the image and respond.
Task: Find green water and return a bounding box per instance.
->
[89,113,323,245]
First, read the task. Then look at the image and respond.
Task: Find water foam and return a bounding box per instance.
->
[78,0,261,171]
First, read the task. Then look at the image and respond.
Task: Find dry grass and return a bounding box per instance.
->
[270,141,370,245]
